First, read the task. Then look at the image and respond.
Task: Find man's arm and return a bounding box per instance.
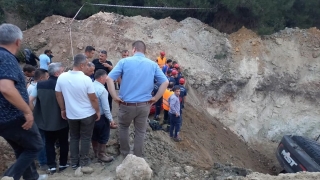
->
[29,96,36,111]
[106,77,119,101]
[88,93,100,120]
[100,90,113,121]
[55,91,67,120]
[0,79,33,129]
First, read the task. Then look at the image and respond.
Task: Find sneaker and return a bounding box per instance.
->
[59,164,70,172]
[72,164,79,170]
[37,174,48,180]
[39,164,49,171]
[47,167,57,174]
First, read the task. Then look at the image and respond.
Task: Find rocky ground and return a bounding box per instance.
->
[2,12,320,179]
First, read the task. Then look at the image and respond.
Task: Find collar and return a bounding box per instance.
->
[69,71,84,75]
[49,75,58,80]
[94,80,104,87]
[133,52,145,57]
[0,47,19,60]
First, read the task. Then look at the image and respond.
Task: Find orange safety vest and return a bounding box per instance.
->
[157,56,166,69]
[162,89,174,111]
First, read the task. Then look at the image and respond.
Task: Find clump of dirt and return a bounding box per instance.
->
[0,139,14,174]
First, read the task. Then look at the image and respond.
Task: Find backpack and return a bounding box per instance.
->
[24,49,32,62]
[148,119,162,131]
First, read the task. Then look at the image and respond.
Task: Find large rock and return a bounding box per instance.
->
[116,154,153,180]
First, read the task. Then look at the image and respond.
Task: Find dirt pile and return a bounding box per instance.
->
[1,12,320,179]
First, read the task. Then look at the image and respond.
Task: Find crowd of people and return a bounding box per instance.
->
[0,23,187,180]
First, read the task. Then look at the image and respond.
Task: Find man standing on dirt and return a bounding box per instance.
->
[92,50,114,111]
[156,51,166,69]
[39,50,51,70]
[0,23,48,180]
[30,63,69,174]
[55,54,100,170]
[106,41,168,157]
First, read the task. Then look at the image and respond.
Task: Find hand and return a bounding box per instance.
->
[61,110,67,120]
[148,97,156,105]
[114,96,124,104]
[95,112,101,121]
[110,120,115,126]
[22,113,34,130]
[102,63,109,68]
[176,113,179,117]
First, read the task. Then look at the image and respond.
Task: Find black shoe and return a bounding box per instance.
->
[59,164,69,172]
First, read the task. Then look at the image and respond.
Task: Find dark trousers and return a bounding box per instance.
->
[68,114,96,167]
[44,127,69,168]
[0,117,43,180]
[169,113,182,138]
[108,93,113,112]
[37,129,47,166]
[92,115,110,144]
[154,97,162,118]
[163,110,169,124]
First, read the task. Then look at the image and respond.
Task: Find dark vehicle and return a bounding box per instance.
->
[276,135,320,173]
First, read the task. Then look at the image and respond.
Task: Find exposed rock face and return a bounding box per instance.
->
[116,154,153,180]
[22,12,320,148]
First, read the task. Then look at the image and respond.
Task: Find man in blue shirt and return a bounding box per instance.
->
[0,23,47,180]
[106,41,168,157]
[162,59,172,74]
[39,50,51,70]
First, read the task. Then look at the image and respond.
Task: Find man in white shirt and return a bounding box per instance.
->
[55,54,100,169]
[39,50,51,70]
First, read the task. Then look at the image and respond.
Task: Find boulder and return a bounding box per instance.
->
[116,154,153,180]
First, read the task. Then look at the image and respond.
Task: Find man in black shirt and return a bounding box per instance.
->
[92,50,113,110]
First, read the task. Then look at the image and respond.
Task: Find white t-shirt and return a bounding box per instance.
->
[55,71,96,119]
[27,82,37,106]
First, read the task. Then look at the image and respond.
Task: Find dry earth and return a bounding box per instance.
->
[1,12,320,179]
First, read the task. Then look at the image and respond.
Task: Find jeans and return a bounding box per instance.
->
[37,129,47,166]
[44,127,69,168]
[68,114,96,167]
[163,110,169,124]
[92,115,110,144]
[154,97,162,118]
[118,103,150,157]
[169,113,181,138]
[0,116,43,180]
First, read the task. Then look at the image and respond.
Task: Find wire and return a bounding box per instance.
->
[68,2,215,64]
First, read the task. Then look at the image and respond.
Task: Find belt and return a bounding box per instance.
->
[120,102,149,106]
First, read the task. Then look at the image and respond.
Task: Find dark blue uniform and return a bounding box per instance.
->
[152,81,162,120]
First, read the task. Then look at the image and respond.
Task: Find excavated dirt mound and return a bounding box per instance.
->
[3,12,320,179]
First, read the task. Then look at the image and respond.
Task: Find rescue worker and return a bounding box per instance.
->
[166,69,176,85]
[156,51,166,69]
[171,70,179,85]
[162,82,174,127]
[178,78,187,123]
[152,79,162,121]
[162,59,172,74]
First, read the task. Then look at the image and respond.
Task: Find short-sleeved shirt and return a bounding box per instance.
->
[55,71,96,119]
[92,59,113,74]
[0,47,28,124]
[39,54,50,70]
[108,52,168,103]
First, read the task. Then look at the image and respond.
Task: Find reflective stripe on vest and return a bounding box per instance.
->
[157,57,166,69]
[162,89,173,111]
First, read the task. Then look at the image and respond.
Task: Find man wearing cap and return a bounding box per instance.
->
[39,50,52,70]
[178,78,187,123]
[156,51,166,69]
[106,41,168,157]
